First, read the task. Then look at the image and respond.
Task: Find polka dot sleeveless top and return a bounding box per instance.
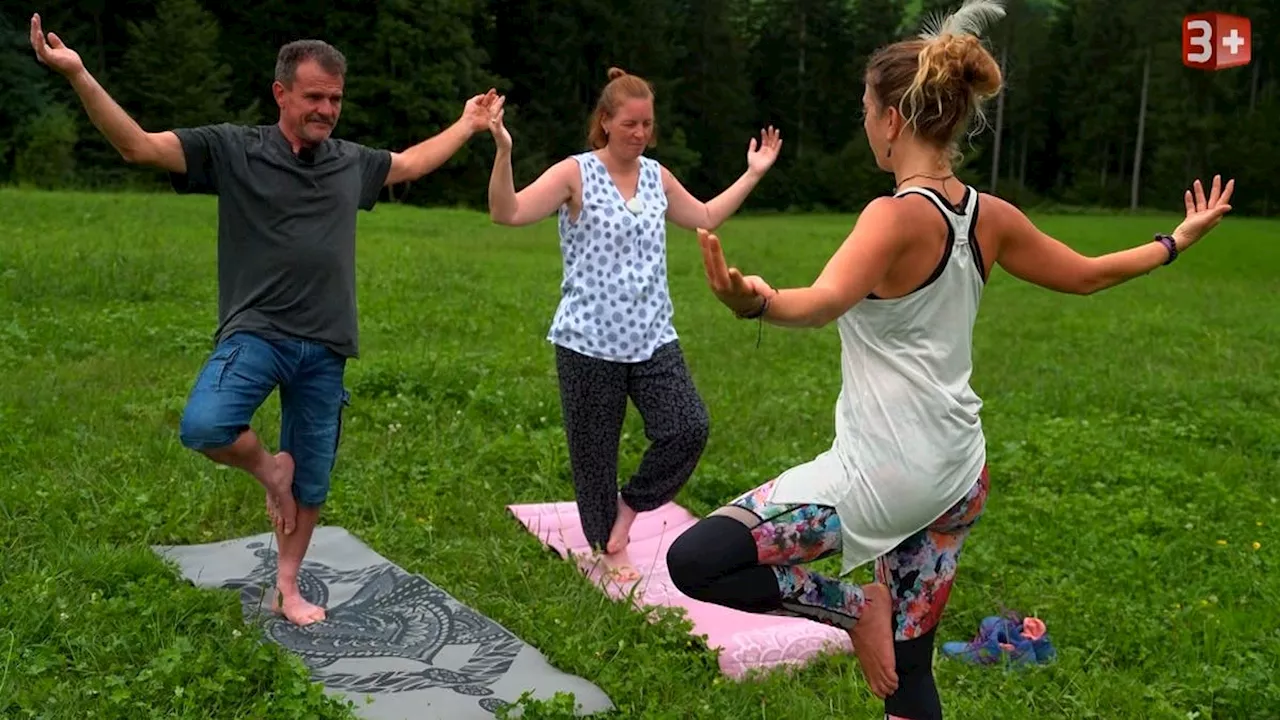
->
[547,151,677,363]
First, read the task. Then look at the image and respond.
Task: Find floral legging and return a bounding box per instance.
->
[713,465,990,639]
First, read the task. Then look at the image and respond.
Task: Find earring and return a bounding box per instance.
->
[887,145,892,158]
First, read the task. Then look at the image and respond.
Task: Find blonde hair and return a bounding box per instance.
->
[587,67,657,150]
[865,32,1002,163]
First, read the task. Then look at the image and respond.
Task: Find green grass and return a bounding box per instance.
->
[2,186,1279,719]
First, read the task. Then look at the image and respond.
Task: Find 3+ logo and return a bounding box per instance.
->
[1183,12,1252,70]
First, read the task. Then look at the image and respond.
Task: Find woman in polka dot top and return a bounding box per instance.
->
[485,66,783,581]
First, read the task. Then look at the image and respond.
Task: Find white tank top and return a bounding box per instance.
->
[765,184,988,574]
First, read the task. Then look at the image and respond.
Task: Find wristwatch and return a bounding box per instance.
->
[1154,233,1178,265]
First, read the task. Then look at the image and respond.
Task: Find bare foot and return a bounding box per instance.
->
[271,588,326,626]
[598,547,641,584]
[606,495,637,555]
[264,490,279,527]
[850,583,899,699]
[265,452,296,535]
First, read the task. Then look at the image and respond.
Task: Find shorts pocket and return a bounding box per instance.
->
[204,342,243,391]
[330,387,351,472]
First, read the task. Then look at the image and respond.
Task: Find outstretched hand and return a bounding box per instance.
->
[1171,175,1234,250]
[30,13,84,78]
[460,89,499,134]
[746,126,783,176]
[487,95,511,152]
[698,228,775,316]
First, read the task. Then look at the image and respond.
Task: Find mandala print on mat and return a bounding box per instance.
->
[222,542,523,716]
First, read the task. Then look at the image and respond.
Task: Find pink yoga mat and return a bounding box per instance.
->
[506,500,851,678]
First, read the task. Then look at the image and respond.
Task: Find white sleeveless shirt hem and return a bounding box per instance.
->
[766,441,986,576]
[763,185,988,575]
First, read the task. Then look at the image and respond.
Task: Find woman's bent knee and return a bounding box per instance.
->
[666,515,754,598]
[665,527,706,597]
[687,412,710,452]
[685,395,711,444]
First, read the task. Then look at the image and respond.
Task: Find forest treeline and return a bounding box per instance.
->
[1,0,1275,216]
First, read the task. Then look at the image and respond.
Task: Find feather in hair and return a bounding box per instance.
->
[918,0,1007,40]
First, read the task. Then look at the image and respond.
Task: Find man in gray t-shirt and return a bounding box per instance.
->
[168,120,387,359]
[32,14,497,625]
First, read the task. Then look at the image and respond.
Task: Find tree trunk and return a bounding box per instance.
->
[1249,58,1260,114]
[1205,89,1215,171]
[1130,47,1150,211]
[796,8,806,158]
[93,7,106,75]
[1007,128,1016,179]
[1019,130,1028,187]
[1118,133,1128,187]
[990,41,1008,191]
[1100,141,1108,190]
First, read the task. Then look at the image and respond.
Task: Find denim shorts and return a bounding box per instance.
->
[179,331,350,506]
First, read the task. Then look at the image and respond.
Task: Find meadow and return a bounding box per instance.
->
[2,186,1279,719]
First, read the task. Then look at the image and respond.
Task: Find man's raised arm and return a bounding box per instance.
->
[30,13,185,172]
[384,89,498,186]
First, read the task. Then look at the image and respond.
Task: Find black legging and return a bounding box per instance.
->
[667,515,943,720]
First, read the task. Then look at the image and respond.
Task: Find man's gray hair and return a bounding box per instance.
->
[275,40,347,85]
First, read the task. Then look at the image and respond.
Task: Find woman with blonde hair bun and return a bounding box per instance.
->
[665,1,1234,716]
[485,66,783,582]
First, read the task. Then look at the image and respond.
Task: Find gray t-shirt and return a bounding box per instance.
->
[169,123,392,358]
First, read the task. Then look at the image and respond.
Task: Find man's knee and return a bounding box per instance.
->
[179,398,245,451]
[281,371,348,508]
[291,464,332,508]
[283,423,341,507]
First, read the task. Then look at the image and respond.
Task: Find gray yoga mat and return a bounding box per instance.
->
[152,526,614,718]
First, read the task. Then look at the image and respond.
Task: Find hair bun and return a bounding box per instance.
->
[955,36,1001,98]
[919,33,1001,100]
[607,67,627,81]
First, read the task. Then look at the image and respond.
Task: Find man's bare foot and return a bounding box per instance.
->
[850,583,899,699]
[264,487,283,527]
[265,452,296,535]
[271,588,326,626]
[606,495,637,555]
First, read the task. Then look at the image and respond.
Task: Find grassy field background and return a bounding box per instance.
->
[2,186,1279,719]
